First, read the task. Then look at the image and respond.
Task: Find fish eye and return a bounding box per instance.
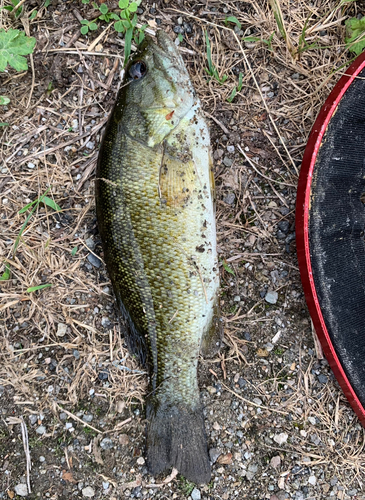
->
[129,60,147,80]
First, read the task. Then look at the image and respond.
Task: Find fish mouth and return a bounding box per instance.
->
[150,30,186,69]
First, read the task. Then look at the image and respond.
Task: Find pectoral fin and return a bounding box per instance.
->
[143,108,180,147]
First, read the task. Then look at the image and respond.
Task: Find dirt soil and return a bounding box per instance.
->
[1,1,365,499]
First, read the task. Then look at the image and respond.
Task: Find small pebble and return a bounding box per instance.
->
[209,448,221,464]
[82,486,95,497]
[191,488,201,500]
[29,414,38,425]
[100,437,114,450]
[57,323,67,337]
[14,484,28,497]
[102,482,110,490]
[265,291,278,304]
[270,455,281,468]
[87,253,101,268]
[85,237,95,251]
[223,193,236,205]
[39,456,46,462]
[73,349,80,360]
[227,145,235,153]
[278,220,290,233]
[27,162,35,169]
[98,370,109,381]
[85,141,95,150]
[308,475,317,486]
[317,374,328,384]
[223,157,233,167]
[82,414,93,423]
[137,457,145,465]
[273,432,288,445]
[101,317,111,328]
[36,425,46,435]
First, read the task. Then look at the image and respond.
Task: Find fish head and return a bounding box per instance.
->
[120,30,196,147]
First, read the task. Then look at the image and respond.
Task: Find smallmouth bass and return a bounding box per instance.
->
[95,31,220,484]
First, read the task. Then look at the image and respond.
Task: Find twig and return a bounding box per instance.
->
[88,23,113,52]
[54,403,103,433]
[222,383,288,415]
[6,417,32,493]
[20,417,32,494]
[204,111,230,134]
[237,144,296,188]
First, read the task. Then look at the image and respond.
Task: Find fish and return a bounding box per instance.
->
[95,30,220,484]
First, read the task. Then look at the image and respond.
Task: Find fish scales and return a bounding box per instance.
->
[95,31,220,484]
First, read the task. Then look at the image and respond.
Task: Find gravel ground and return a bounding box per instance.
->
[1,0,365,499]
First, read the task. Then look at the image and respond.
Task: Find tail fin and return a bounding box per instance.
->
[146,397,211,484]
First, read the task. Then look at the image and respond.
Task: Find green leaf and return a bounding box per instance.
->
[42,196,61,212]
[82,0,90,3]
[0,122,9,126]
[27,283,52,293]
[129,2,138,12]
[71,246,78,256]
[89,22,98,31]
[110,13,120,20]
[205,30,213,73]
[0,262,10,281]
[119,0,129,8]
[0,96,10,105]
[99,3,108,14]
[44,0,51,8]
[242,36,261,42]
[226,16,241,30]
[237,72,243,92]
[0,29,36,72]
[124,26,133,66]
[222,260,235,275]
[345,17,365,55]
[80,25,89,35]
[18,195,61,214]
[114,20,125,32]
[81,19,89,24]
[178,33,183,43]
[29,10,38,20]
[131,13,137,27]
[227,86,237,103]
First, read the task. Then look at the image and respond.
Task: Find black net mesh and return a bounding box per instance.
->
[309,69,365,406]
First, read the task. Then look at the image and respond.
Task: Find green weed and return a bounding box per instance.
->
[2,0,22,18]
[0,96,10,105]
[227,72,243,103]
[345,16,365,55]
[224,16,242,30]
[178,476,195,496]
[0,262,10,281]
[204,30,228,84]
[242,33,274,51]
[27,284,52,293]
[0,28,36,72]
[221,259,235,276]
[80,19,98,35]
[80,0,144,66]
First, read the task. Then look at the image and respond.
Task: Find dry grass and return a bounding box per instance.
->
[0,0,365,493]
